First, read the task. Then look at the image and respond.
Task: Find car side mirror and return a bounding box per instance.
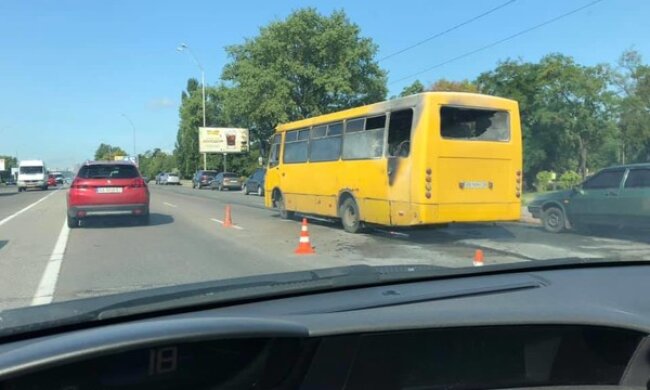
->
[387,156,397,177]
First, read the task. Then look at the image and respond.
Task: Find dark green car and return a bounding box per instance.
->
[528,163,650,233]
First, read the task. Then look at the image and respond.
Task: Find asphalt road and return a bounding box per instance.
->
[1,183,650,311]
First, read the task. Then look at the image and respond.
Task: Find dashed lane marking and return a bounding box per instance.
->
[163,202,178,208]
[0,190,59,227]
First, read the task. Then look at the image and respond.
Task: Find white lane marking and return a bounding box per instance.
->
[163,202,178,208]
[31,218,70,306]
[0,190,58,227]
[210,218,244,230]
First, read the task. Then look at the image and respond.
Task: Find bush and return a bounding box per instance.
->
[535,170,554,192]
[557,170,582,190]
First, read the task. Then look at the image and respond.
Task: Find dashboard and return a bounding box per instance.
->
[0,265,649,389]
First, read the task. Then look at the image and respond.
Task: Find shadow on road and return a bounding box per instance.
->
[0,240,7,250]
[562,225,650,245]
[0,192,17,197]
[79,213,174,229]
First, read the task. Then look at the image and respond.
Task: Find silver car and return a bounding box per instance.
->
[160,173,181,185]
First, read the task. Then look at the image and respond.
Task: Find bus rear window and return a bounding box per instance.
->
[440,107,510,142]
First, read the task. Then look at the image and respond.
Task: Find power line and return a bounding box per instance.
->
[389,0,605,86]
[379,0,517,62]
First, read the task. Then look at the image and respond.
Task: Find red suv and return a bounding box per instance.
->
[67,161,150,228]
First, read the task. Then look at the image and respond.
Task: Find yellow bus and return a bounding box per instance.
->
[264,92,522,233]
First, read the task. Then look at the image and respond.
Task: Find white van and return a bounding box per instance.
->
[17,160,47,192]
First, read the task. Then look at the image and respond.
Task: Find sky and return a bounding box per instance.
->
[0,0,648,170]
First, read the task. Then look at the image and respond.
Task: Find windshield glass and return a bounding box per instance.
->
[19,166,43,174]
[77,165,139,179]
[0,1,648,333]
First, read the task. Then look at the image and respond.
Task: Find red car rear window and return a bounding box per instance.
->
[77,165,139,179]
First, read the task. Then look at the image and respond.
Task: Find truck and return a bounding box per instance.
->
[17,160,47,192]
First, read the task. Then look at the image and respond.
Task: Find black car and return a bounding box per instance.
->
[192,170,219,189]
[244,168,265,196]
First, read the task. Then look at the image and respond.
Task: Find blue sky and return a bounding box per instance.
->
[0,0,648,170]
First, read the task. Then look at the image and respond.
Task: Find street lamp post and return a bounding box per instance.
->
[177,43,207,170]
[121,114,136,162]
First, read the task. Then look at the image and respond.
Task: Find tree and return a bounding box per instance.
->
[477,54,618,182]
[174,80,226,177]
[0,155,18,181]
[614,50,650,163]
[94,143,127,161]
[429,78,477,93]
[399,80,424,97]
[221,8,387,150]
[137,148,176,179]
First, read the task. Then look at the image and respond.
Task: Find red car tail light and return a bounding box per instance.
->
[128,178,146,188]
[70,180,88,190]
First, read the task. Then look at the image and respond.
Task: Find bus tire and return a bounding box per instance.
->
[275,192,294,220]
[340,198,364,234]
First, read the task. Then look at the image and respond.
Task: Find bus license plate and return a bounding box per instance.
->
[460,181,490,190]
[97,187,123,194]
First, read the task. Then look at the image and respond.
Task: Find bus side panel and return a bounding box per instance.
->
[282,161,340,218]
[354,159,391,225]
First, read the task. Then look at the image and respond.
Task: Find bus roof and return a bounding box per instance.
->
[276,91,518,132]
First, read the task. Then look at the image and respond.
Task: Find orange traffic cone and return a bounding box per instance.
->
[294,218,315,254]
[223,205,233,228]
[473,249,484,267]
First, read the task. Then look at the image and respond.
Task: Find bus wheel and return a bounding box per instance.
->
[276,193,294,220]
[340,198,364,233]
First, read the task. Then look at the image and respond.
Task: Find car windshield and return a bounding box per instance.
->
[0,1,649,334]
[19,166,43,174]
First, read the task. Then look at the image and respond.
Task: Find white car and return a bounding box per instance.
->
[160,173,181,185]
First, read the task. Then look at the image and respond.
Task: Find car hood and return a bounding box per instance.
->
[529,190,572,205]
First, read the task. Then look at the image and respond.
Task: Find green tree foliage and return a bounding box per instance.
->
[221,8,387,149]
[137,149,176,179]
[478,54,618,182]
[0,155,18,181]
[615,50,650,163]
[399,80,425,97]
[174,80,226,178]
[535,170,554,192]
[429,78,478,93]
[557,170,582,190]
[94,143,127,161]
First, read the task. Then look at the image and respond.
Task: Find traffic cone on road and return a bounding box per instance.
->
[473,249,484,267]
[294,218,315,255]
[223,205,233,228]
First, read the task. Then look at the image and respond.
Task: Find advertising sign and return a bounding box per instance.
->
[0,159,5,171]
[199,127,249,153]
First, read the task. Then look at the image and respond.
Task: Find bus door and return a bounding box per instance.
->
[265,133,282,208]
[386,109,415,225]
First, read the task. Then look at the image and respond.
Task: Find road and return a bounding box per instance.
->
[1,183,650,311]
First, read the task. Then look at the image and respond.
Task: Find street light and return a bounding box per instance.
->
[121,113,136,161]
[177,42,207,170]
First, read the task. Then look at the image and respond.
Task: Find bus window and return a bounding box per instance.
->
[268,134,282,167]
[387,109,414,157]
[310,122,342,162]
[441,107,510,141]
[284,129,309,163]
[342,115,386,160]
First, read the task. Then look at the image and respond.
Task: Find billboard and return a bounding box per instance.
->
[199,127,249,153]
[0,159,4,171]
